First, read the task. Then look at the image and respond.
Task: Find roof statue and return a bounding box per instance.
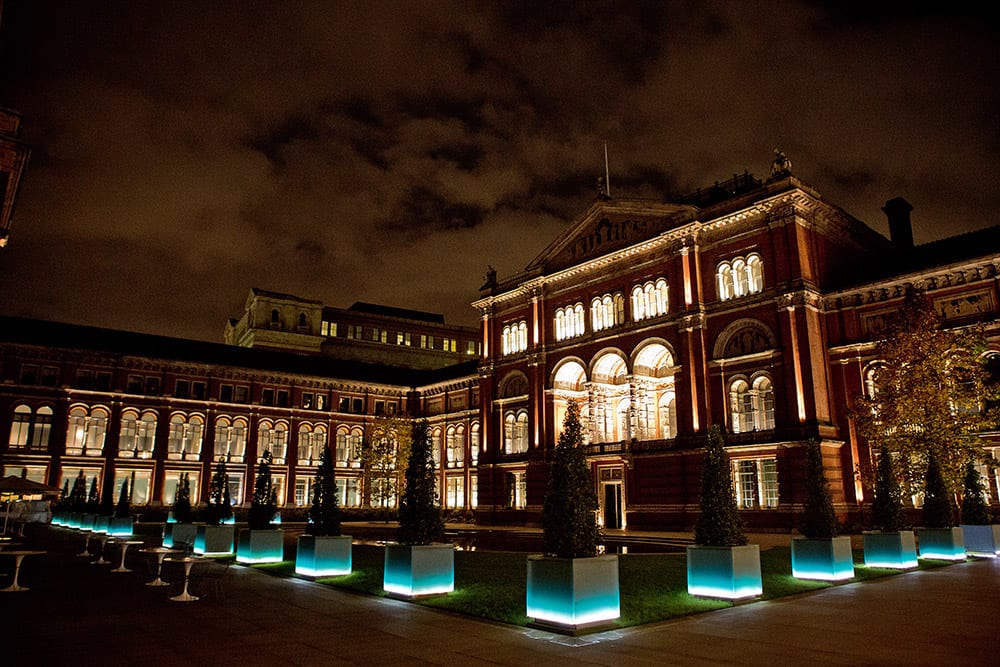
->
[770,149,792,178]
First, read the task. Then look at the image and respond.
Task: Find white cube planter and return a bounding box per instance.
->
[863,530,918,569]
[162,522,199,549]
[237,529,285,564]
[195,524,235,556]
[526,554,620,634]
[791,536,855,581]
[960,524,1000,557]
[108,516,133,537]
[295,535,353,577]
[917,527,966,561]
[383,543,454,598]
[686,544,762,600]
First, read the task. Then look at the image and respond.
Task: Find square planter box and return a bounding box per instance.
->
[961,524,1000,557]
[863,531,918,569]
[791,536,855,581]
[162,522,199,549]
[526,554,620,635]
[295,535,353,577]
[237,528,285,564]
[93,515,110,534]
[686,544,762,600]
[383,543,454,598]
[195,524,235,556]
[80,513,97,532]
[917,527,966,561]
[108,516,133,537]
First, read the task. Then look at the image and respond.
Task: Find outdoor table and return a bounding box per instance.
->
[110,540,145,573]
[141,546,179,586]
[76,531,93,557]
[91,534,111,565]
[164,555,203,602]
[1,550,46,592]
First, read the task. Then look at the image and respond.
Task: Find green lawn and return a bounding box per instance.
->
[246,544,964,629]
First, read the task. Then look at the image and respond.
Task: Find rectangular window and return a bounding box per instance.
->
[295,478,312,507]
[338,397,350,413]
[420,334,427,348]
[316,394,326,410]
[76,369,95,389]
[40,366,59,387]
[733,457,779,509]
[145,377,160,395]
[375,400,385,416]
[261,388,275,406]
[302,393,313,409]
[20,364,39,385]
[175,380,190,399]
[446,476,465,509]
[126,375,143,394]
[508,471,527,509]
[352,398,364,414]
[220,384,233,403]
[466,341,477,355]
[163,471,201,505]
[192,381,206,400]
[277,390,289,407]
[234,386,249,403]
[427,335,435,350]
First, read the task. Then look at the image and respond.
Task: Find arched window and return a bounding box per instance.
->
[718,254,764,301]
[730,376,775,433]
[752,376,775,430]
[730,380,753,433]
[504,410,530,453]
[213,416,248,462]
[501,320,528,355]
[591,292,625,331]
[658,392,677,439]
[431,428,442,466]
[9,404,32,447]
[66,405,108,456]
[747,254,764,293]
[168,413,204,459]
[471,423,480,463]
[258,420,288,462]
[555,309,564,341]
[298,312,307,327]
[446,426,464,467]
[632,278,669,321]
[554,304,586,341]
[335,427,350,465]
[733,258,749,296]
[271,309,280,324]
[717,262,734,301]
[297,423,326,464]
[631,286,646,321]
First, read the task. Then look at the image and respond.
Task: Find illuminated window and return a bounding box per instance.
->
[446,425,465,467]
[297,423,327,465]
[431,428,442,467]
[504,410,529,453]
[446,476,465,508]
[730,376,775,433]
[631,279,669,321]
[590,293,625,332]
[470,423,480,464]
[554,303,586,341]
[501,320,528,355]
[66,405,108,456]
[167,413,204,460]
[214,416,247,462]
[718,253,764,301]
[258,419,289,463]
[9,405,32,447]
[657,392,677,439]
[507,471,527,509]
[118,409,157,458]
[733,457,779,509]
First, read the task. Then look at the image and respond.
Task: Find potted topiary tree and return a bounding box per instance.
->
[959,460,999,557]
[196,460,235,555]
[67,470,87,529]
[237,450,283,564]
[383,419,453,598]
[526,400,619,634]
[109,478,134,537]
[164,472,198,549]
[863,447,917,568]
[81,476,100,532]
[791,439,854,580]
[916,452,965,560]
[296,445,352,577]
[687,424,762,599]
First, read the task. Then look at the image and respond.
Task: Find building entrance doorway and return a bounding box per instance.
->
[598,466,624,529]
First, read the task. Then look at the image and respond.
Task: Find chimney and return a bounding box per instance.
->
[882,197,914,250]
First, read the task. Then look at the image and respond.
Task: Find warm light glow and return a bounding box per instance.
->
[681,247,693,307]
[787,306,807,422]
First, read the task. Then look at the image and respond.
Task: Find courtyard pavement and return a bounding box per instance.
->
[1,524,997,666]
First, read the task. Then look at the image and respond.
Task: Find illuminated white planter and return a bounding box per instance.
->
[686,544,762,600]
[960,524,1000,557]
[791,536,855,581]
[195,524,235,556]
[295,535,353,578]
[863,531,918,569]
[237,529,284,564]
[162,522,198,549]
[383,543,454,598]
[80,513,97,532]
[94,515,111,534]
[109,517,133,537]
[526,554,620,634]
[917,527,966,561]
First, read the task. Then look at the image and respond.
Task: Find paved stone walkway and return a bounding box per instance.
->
[1,527,997,665]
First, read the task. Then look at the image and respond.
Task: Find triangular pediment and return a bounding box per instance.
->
[525,199,697,274]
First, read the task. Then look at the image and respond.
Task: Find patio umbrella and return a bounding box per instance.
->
[0,475,59,535]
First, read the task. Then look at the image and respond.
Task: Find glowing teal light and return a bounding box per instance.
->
[383,545,454,598]
[863,531,918,569]
[236,531,284,564]
[194,526,235,556]
[791,538,855,581]
[295,536,352,578]
[525,555,621,628]
[917,528,966,562]
[687,545,762,600]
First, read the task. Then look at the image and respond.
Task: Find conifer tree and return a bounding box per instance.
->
[397,420,443,545]
[205,459,232,525]
[307,445,342,537]
[362,414,411,510]
[922,451,956,528]
[87,477,100,513]
[800,439,840,538]
[98,476,115,516]
[69,470,87,512]
[694,425,747,547]
[249,450,278,530]
[172,472,194,523]
[960,460,990,525]
[115,479,130,518]
[541,400,600,558]
[870,447,905,531]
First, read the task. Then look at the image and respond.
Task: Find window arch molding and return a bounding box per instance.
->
[589,349,629,385]
[630,339,676,378]
[712,318,777,360]
[498,371,530,398]
[550,357,589,391]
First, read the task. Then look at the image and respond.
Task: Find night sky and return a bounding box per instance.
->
[1,1,998,342]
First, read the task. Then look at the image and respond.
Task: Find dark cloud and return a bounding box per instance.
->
[1,0,998,341]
